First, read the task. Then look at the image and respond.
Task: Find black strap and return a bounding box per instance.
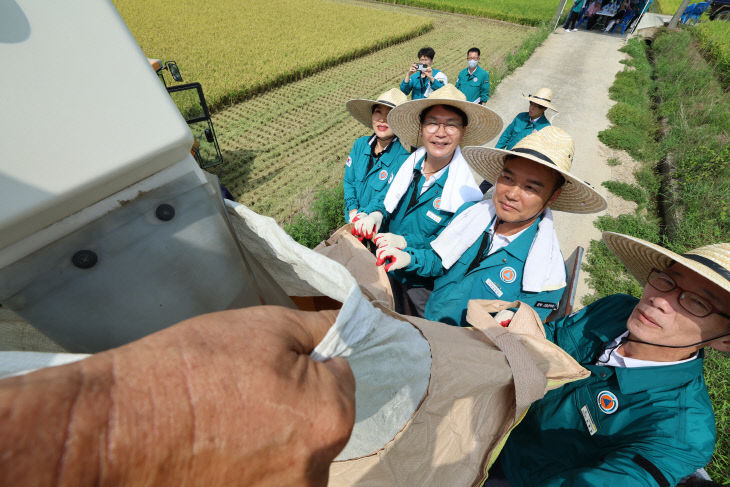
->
[631,454,669,487]
[366,135,396,174]
[511,148,557,166]
[682,253,730,282]
[466,231,492,275]
[530,95,552,103]
[405,169,423,212]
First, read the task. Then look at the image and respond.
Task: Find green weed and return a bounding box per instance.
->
[601,181,647,205]
[284,184,345,248]
[606,157,622,166]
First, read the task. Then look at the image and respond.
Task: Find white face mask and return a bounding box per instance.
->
[467,59,479,69]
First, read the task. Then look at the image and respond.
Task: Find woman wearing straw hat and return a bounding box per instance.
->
[343,88,411,224]
[495,88,556,150]
[378,126,606,325]
[493,233,730,487]
[352,84,502,316]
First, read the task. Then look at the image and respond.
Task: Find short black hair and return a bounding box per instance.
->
[467,47,480,56]
[419,104,468,127]
[418,46,435,60]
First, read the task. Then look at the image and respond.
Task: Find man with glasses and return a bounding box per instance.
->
[491,232,730,487]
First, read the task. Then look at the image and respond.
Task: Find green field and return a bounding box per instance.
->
[209,2,533,223]
[694,21,730,86]
[113,0,431,111]
[376,0,561,25]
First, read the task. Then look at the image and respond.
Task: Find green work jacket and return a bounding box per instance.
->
[400,69,446,100]
[343,135,410,220]
[500,294,717,487]
[418,215,564,325]
[495,112,550,150]
[455,65,490,103]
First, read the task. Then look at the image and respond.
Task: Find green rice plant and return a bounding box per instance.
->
[693,21,730,88]
[375,0,562,26]
[113,0,432,111]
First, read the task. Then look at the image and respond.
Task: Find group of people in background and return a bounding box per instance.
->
[340,45,730,486]
[563,0,646,32]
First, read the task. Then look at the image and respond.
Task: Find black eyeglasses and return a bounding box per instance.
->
[647,269,730,320]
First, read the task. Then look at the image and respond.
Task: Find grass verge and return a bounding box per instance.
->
[584,31,730,482]
[113,0,432,111]
[693,21,730,88]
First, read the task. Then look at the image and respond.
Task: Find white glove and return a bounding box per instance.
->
[376,247,411,272]
[352,211,383,240]
[348,209,359,223]
[373,232,407,250]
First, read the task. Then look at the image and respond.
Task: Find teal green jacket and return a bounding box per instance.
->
[374,157,464,288]
[400,69,446,100]
[455,65,490,103]
[343,135,410,220]
[501,294,716,487]
[495,112,551,150]
[418,216,564,325]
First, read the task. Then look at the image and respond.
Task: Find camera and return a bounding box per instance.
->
[416,63,428,71]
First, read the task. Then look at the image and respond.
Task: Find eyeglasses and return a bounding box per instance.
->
[422,120,464,135]
[647,269,730,319]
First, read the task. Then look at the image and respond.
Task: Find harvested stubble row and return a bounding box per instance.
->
[212,2,532,223]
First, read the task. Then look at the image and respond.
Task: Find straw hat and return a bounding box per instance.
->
[461,126,607,213]
[346,88,408,130]
[603,232,730,295]
[386,84,503,148]
[524,87,558,112]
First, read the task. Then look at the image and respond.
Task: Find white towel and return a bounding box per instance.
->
[431,200,566,292]
[383,146,482,214]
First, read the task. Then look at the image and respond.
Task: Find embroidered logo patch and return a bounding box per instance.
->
[499,266,517,283]
[346,156,352,167]
[597,391,619,414]
[433,197,441,210]
[485,278,503,298]
[378,170,388,181]
[473,77,479,83]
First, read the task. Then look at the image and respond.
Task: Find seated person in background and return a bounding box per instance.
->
[400,46,448,100]
[495,88,556,150]
[492,232,730,487]
[605,0,632,31]
[455,47,490,105]
[0,306,356,486]
[343,88,411,223]
[352,84,502,316]
[584,0,604,29]
[376,127,606,324]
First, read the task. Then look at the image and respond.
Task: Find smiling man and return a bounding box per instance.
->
[375,127,606,324]
[493,232,730,487]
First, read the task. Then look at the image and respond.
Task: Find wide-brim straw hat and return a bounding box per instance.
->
[461,126,606,213]
[524,87,558,112]
[603,232,730,295]
[387,84,503,148]
[346,88,408,130]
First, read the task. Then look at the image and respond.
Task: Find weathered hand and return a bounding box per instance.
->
[0,306,356,487]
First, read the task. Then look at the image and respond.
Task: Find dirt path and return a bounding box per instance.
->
[484,30,627,307]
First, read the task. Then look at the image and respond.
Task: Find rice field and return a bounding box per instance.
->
[113,0,432,111]
[694,21,730,86]
[210,2,532,223]
[374,0,562,25]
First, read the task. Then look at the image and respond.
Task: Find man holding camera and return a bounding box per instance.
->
[400,46,448,100]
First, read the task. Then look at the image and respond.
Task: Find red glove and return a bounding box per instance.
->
[375,247,411,272]
[352,212,383,241]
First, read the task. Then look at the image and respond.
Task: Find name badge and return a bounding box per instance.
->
[485,278,503,297]
[426,210,442,223]
[580,405,598,436]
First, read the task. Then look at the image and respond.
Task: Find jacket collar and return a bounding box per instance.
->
[614,350,705,394]
[485,214,542,263]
